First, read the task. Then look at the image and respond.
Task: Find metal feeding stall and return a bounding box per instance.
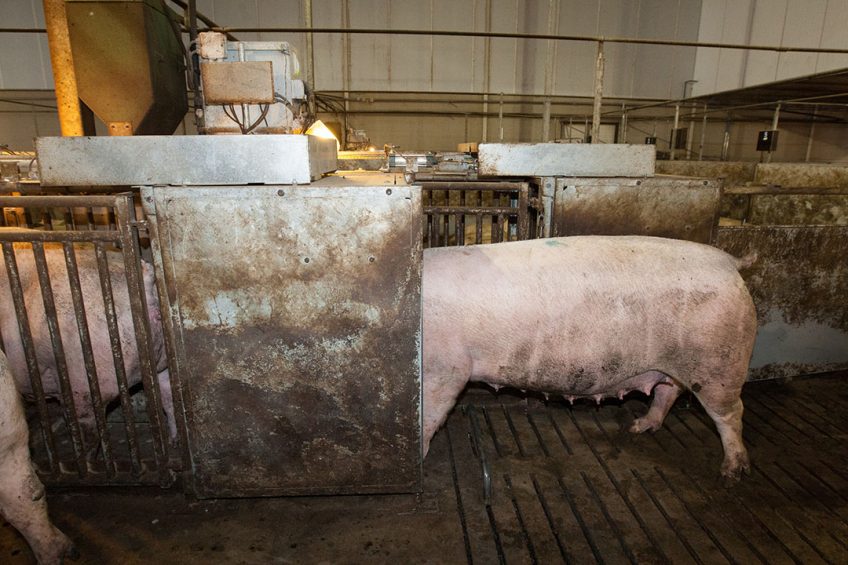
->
[32,135,427,498]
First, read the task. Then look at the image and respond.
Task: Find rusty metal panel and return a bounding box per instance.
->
[142,185,422,497]
[716,226,848,380]
[478,143,655,177]
[200,61,275,104]
[552,176,721,243]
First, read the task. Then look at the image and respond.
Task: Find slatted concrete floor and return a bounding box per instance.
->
[448,375,848,564]
[2,373,847,564]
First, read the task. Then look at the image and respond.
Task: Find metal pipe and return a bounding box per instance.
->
[498,92,504,141]
[591,41,604,144]
[188,26,848,54]
[304,0,315,88]
[805,105,818,162]
[698,103,708,161]
[721,117,731,161]
[481,0,493,142]
[42,0,83,136]
[542,99,552,141]
[767,102,781,163]
[670,104,680,160]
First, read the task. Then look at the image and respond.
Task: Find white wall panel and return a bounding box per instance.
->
[776,0,826,80]
[816,0,848,72]
[312,0,345,90]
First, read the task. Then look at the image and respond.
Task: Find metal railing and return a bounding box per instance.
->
[422,181,539,248]
[0,194,176,487]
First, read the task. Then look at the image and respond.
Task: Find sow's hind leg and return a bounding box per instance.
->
[629,377,683,433]
[696,383,750,483]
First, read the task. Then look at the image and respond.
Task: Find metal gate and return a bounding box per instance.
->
[421,181,540,247]
[0,194,177,486]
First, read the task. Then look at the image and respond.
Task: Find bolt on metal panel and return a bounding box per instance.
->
[477,143,656,178]
[142,184,422,497]
[552,176,721,244]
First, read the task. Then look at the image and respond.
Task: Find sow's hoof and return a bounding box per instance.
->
[720,454,751,487]
[628,416,661,434]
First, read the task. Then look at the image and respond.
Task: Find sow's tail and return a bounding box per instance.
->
[734,251,758,270]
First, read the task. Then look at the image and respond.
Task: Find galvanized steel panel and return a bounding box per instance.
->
[36,135,338,186]
[716,226,848,380]
[552,177,721,243]
[142,185,422,497]
[478,143,655,178]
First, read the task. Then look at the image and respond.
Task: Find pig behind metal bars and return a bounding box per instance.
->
[0,349,76,564]
[0,242,175,452]
[422,235,757,481]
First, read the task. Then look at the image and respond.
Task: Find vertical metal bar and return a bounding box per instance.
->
[805,105,817,163]
[721,117,731,161]
[443,214,449,247]
[670,103,680,160]
[42,0,84,136]
[496,214,505,242]
[114,196,169,482]
[518,183,530,241]
[141,200,190,474]
[86,207,95,231]
[767,102,781,164]
[94,242,143,476]
[459,190,466,246]
[475,212,483,244]
[63,242,116,477]
[542,99,552,142]
[498,92,505,141]
[2,242,60,475]
[698,104,708,161]
[591,40,604,143]
[63,208,74,231]
[43,211,53,231]
[481,0,493,142]
[30,242,87,477]
[304,0,315,88]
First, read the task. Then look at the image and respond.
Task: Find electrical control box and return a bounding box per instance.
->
[757,130,779,152]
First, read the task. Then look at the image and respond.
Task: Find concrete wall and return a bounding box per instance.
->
[692,0,848,96]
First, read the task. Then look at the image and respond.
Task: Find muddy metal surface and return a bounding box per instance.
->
[552,177,721,244]
[143,185,422,497]
[3,373,847,564]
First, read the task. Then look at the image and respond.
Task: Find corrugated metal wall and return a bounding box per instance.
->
[692,0,848,96]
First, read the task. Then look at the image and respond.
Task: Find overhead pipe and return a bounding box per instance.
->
[191,27,848,55]
[42,0,83,136]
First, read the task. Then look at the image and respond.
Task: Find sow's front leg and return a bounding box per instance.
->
[0,353,77,565]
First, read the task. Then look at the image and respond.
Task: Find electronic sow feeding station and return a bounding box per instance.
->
[0,1,846,563]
